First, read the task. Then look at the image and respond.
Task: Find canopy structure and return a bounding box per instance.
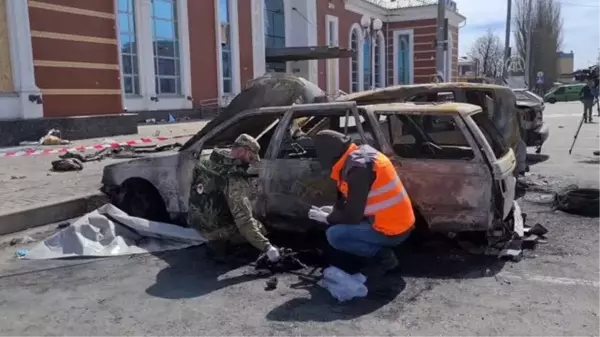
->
[265,46,356,62]
[363,0,437,9]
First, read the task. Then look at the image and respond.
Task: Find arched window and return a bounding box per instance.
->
[374,32,385,88]
[363,38,372,90]
[265,0,286,73]
[350,28,360,92]
[397,34,409,84]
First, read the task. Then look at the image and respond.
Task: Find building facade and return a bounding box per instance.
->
[0,0,464,121]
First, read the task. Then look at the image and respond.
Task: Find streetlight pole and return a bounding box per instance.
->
[435,0,446,81]
[360,15,382,90]
[503,0,512,79]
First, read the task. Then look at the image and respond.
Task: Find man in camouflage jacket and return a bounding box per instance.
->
[188,134,281,262]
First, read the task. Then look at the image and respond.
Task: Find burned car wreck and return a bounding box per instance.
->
[101,74,521,250]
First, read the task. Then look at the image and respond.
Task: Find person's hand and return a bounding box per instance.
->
[266,245,281,262]
[308,206,329,224]
[319,205,334,214]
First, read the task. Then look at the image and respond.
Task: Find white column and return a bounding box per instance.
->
[5,0,43,119]
[136,0,155,110]
[306,0,318,83]
[177,0,192,100]
[230,0,241,94]
[251,0,266,78]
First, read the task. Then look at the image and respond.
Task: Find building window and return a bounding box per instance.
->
[374,38,380,88]
[375,33,385,88]
[397,34,410,84]
[363,38,372,90]
[118,0,139,95]
[350,28,359,92]
[220,0,232,93]
[265,0,285,73]
[151,0,180,95]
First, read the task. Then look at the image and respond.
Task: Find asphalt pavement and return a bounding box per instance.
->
[0,102,597,335]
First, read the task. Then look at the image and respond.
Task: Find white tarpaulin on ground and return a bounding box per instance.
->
[23,204,206,259]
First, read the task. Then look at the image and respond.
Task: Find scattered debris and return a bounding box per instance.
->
[145,118,157,124]
[154,130,161,137]
[19,129,70,146]
[264,276,278,291]
[553,185,599,217]
[9,236,36,246]
[594,151,599,156]
[51,158,83,172]
[57,222,70,230]
[15,248,28,258]
[10,175,25,180]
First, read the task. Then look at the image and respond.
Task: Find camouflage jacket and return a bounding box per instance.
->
[187,148,270,251]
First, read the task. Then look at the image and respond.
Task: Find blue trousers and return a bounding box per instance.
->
[326,222,411,258]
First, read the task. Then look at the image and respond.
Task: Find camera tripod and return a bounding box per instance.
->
[568,110,588,155]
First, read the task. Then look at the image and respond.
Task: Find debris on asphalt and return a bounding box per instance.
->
[15,248,28,258]
[51,158,83,172]
[264,276,278,291]
[57,222,70,230]
[19,129,70,146]
[10,175,25,180]
[553,185,599,217]
[9,236,36,246]
[594,151,599,156]
[318,266,368,302]
[50,143,182,171]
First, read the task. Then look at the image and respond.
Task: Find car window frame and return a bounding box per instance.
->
[265,105,372,160]
[375,111,483,163]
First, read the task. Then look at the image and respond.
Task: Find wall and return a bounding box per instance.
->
[557,55,574,75]
[0,0,13,93]
[238,0,254,87]
[188,0,219,105]
[28,0,122,117]
[316,0,361,93]
[388,19,436,84]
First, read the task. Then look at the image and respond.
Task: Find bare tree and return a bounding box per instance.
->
[514,0,563,89]
[468,29,505,78]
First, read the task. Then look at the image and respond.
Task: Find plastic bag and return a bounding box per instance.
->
[318,266,368,302]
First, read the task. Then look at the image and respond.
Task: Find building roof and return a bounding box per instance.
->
[363,0,437,9]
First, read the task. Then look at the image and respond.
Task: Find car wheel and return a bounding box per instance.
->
[119,179,170,223]
[548,98,556,104]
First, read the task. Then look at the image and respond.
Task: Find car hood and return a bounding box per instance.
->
[180,73,327,151]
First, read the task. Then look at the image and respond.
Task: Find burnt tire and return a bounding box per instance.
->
[553,186,599,217]
[118,179,170,223]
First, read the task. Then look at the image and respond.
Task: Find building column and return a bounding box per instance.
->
[251,0,266,78]
[305,0,318,84]
[5,0,43,119]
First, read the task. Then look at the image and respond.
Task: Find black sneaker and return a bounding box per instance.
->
[360,248,399,281]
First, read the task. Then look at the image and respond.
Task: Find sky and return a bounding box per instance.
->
[455,0,600,69]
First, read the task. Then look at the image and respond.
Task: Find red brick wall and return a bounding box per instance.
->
[388,19,437,84]
[237,0,254,88]
[188,0,218,106]
[29,0,122,117]
[316,0,362,92]
[451,25,458,80]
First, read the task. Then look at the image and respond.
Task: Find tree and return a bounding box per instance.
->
[468,29,505,78]
[514,0,563,89]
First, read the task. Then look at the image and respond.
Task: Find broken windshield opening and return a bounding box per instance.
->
[471,113,509,159]
[377,113,475,160]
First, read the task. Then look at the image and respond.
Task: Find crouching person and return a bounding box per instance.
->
[188,133,280,264]
[307,130,414,289]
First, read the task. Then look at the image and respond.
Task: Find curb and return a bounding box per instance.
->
[0,192,108,236]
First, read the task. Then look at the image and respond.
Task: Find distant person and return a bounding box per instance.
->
[580,80,595,123]
[592,84,599,116]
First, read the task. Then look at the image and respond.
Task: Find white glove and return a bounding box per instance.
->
[320,205,334,214]
[266,245,281,262]
[308,206,329,224]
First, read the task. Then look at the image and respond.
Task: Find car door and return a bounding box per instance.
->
[257,106,371,231]
[554,86,566,101]
[378,112,494,232]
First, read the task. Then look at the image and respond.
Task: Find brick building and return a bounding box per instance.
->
[0,0,465,121]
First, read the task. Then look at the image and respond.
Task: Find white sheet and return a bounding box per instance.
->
[24,204,205,259]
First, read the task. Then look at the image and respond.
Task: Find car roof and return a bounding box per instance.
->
[367,102,482,116]
[342,82,509,101]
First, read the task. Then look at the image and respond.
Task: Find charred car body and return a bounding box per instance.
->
[513,88,549,153]
[102,74,519,245]
[338,83,529,175]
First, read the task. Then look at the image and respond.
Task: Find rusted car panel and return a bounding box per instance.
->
[337,83,528,174]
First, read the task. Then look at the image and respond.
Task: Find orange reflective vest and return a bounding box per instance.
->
[330,143,415,236]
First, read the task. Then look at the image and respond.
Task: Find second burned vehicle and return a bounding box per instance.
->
[101,74,520,247]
